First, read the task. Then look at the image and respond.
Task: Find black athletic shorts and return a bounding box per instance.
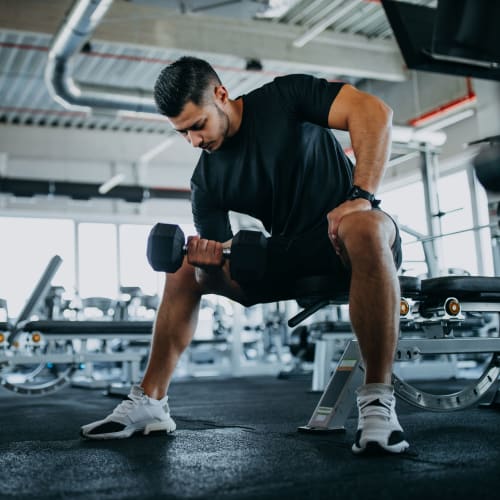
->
[240,210,402,304]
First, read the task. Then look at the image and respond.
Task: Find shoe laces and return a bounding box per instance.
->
[358,394,394,421]
[112,393,144,416]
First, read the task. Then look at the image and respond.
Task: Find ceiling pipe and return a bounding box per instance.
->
[40,0,444,149]
[0,177,190,203]
[44,0,157,115]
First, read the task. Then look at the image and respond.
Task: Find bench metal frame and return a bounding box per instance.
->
[297,277,500,432]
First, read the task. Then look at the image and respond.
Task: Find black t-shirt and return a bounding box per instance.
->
[190,74,354,242]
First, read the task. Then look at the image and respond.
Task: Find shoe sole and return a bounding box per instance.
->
[352,440,410,455]
[81,419,176,440]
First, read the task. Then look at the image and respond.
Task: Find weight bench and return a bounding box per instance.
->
[281,275,421,391]
[0,323,9,349]
[1,319,229,396]
[1,320,154,395]
[0,297,9,347]
[293,275,500,433]
[23,319,154,339]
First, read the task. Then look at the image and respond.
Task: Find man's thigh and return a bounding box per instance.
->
[240,212,402,305]
[240,223,348,304]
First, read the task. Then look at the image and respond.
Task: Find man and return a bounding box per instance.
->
[81,56,409,455]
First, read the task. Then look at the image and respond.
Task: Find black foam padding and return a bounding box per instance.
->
[474,145,500,192]
[21,321,227,344]
[15,255,62,327]
[399,275,421,297]
[290,275,420,305]
[23,320,154,334]
[422,276,500,298]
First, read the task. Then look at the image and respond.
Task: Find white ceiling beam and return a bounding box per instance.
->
[118,12,406,82]
[1,0,407,82]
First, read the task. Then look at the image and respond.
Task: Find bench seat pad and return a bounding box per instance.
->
[422,276,500,299]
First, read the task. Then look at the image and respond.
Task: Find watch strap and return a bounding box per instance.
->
[347,185,381,208]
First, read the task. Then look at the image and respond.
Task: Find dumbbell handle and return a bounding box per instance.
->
[182,243,231,258]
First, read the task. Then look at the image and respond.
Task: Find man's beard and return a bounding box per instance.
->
[202,103,230,153]
[215,104,230,142]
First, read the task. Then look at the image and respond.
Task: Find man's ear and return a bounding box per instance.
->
[214,85,229,105]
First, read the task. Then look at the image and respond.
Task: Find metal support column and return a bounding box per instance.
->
[421,147,443,276]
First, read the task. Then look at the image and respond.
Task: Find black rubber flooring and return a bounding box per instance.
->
[1,375,499,500]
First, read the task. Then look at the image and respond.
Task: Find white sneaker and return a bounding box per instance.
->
[80,385,176,440]
[352,383,409,455]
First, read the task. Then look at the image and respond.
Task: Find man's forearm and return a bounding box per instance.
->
[349,95,393,193]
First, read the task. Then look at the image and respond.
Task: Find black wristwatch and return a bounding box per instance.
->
[347,185,381,208]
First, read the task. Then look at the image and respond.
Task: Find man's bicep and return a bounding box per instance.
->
[327,84,389,131]
[326,84,363,131]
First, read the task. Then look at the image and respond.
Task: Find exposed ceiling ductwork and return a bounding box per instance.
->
[40,0,445,150]
[45,0,158,115]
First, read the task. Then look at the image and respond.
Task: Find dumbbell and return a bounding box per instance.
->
[146,223,267,283]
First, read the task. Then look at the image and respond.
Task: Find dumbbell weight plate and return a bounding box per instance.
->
[230,230,267,283]
[147,223,185,272]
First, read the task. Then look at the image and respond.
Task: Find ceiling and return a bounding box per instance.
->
[0,0,436,135]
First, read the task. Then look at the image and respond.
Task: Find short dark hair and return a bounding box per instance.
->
[153,56,222,117]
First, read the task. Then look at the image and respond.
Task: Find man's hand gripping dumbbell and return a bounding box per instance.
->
[146,223,268,283]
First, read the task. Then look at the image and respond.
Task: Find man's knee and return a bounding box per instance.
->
[338,211,395,260]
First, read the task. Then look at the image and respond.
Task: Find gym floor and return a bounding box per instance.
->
[1,375,499,500]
